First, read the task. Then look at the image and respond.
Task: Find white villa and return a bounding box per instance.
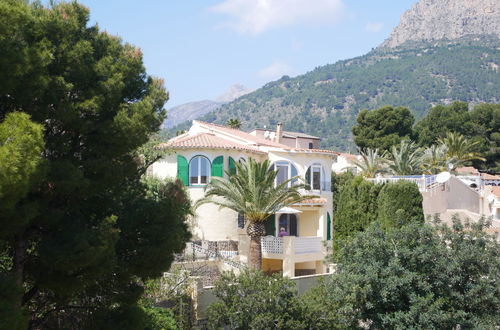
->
[150,120,337,277]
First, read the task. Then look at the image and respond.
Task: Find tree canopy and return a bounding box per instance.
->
[305,218,500,329]
[352,106,415,152]
[0,1,190,327]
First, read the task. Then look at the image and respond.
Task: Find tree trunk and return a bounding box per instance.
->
[248,235,262,270]
[12,234,26,307]
[246,222,266,270]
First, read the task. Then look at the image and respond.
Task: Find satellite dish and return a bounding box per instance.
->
[264,130,270,139]
[269,132,276,140]
[436,171,451,183]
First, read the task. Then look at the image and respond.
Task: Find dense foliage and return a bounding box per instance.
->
[206,270,308,329]
[0,1,190,328]
[333,176,424,256]
[332,176,382,255]
[377,181,424,229]
[305,219,500,329]
[168,37,500,151]
[415,102,500,172]
[352,106,415,152]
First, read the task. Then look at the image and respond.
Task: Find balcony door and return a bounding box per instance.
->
[278,214,298,236]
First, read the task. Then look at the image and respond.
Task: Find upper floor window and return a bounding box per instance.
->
[271,161,298,187]
[189,156,210,185]
[306,164,323,190]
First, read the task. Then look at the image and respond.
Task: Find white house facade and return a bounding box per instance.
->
[150,121,337,277]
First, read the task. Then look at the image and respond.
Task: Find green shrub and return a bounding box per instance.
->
[377,181,424,229]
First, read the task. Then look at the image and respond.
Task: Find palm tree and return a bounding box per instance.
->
[386,140,422,175]
[352,148,386,178]
[195,158,311,270]
[437,132,485,168]
[421,144,447,174]
[226,118,242,129]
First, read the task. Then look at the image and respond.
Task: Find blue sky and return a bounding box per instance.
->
[74,0,417,107]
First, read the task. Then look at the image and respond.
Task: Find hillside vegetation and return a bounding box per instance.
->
[169,37,499,151]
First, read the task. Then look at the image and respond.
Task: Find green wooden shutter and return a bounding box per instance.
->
[177,155,189,186]
[264,214,276,236]
[211,156,224,177]
[228,157,237,176]
[327,212,332,241]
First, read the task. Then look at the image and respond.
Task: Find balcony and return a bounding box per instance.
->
[261,236,323,259]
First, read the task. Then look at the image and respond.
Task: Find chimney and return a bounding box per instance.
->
[275,123,283,143]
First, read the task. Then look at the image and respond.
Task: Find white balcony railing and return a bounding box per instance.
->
[294,237,322,254]
[261,236,322,256]
[261,236,283,254]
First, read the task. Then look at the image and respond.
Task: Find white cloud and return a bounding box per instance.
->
[257,61,293,80]
[365,21,384,33]
[211,0,346,35]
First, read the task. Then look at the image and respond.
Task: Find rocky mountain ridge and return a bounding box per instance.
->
[163,84,252,128]
[381,0,500,48]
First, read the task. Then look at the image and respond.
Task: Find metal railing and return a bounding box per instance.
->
[367,175,437,192]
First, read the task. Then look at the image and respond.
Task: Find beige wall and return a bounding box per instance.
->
[423,177,481,216]
[151,148,334,241]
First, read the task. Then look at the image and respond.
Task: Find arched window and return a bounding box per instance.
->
[189,156,210,185]
[271,161,298,187]
[305,163,323,190]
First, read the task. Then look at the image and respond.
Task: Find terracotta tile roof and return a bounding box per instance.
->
[492,186,500,197]
[159,133,265,154]
[194,121,338,155]
[456,166,479,175]
[294,198,328,205]
[252,128,321,140]
[194,120,290,149]
[338,152,359,161]
[482,173,500,180]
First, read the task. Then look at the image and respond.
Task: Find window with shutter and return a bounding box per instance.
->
[177,155,189,186]
[327,212,332,241]
[264,214,276,236]
[237,213,245,229]
[211,156,224,177]
[228,157,237,175]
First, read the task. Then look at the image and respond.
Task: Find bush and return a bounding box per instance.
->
[377,181,424,229]
[304,218,500,329]
[206,270,308,329]
[333,176,382,256]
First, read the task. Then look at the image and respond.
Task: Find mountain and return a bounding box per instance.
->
[164,100,222,128]
[167,0,500,151]
[163,84,252,128]
[381,0,500,48]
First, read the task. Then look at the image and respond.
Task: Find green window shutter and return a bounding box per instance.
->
[264,214,276,236]
[327,212,332,241]
[177,155,189,186]
[211,156,224,177]
[228,157,236,176]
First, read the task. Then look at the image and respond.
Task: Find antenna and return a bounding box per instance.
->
[436,171,451,184]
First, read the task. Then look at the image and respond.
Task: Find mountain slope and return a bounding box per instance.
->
[167,0,500,151]
[163,84,252,128]
[197,38,499,151]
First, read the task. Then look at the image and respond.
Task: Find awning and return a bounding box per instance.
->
[276,207,302,214]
